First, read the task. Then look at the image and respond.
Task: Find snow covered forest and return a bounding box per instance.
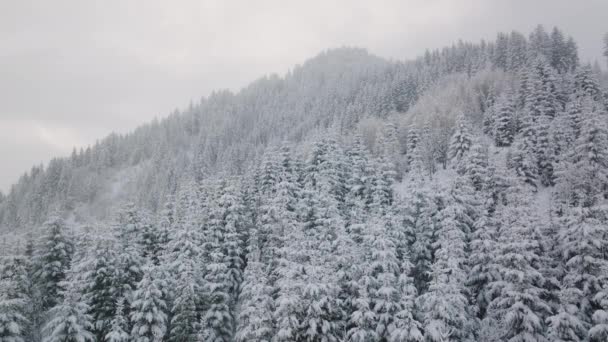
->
[1,25,608,341]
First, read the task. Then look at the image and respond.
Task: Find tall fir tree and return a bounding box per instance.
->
[235,228,274,342]
[42,273,95,342]
[105,297,130,342]
[493,91,516,147]
[486,185,552,341]
[130,266,168,342]
[448,114,473,164]
[0,256,31,342]
[33,216,74,310]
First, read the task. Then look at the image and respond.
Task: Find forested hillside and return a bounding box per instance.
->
[1,25,608,341]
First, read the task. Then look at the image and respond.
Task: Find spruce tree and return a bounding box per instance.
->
[130,266,168,342]
[33,216,74,310]
[419,180,476,341]
[349,215,403,341]
[548,206,608,340]
[493,91,516,147]
[169,262,201,342]
[0,256,31,342]
[81,240,120,340]
[448,114,473,164]
[235,228,274,342]
[105,297,130,342]
[200,191,234,342]
[42,276,95,342]
[486,185,552,341]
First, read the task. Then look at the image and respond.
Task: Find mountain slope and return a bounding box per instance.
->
[1,25,608,342]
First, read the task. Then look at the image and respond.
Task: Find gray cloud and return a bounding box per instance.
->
[1,0,607,192]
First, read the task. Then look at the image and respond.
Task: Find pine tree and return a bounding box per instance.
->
[591,282,608,341]
[140,218,162,264]
[296,190,343,342]
[105,297,130,342]
[349,214,403,341]
[82,240,120,340]
[460,142,489,192]
[467,211,500,321]
[42,276,95,342]
[486,186,552,341]
[271,173,306,342]
[506,31,528,71]
[574,65,601,100]
[548,206,608,340]
[520,56,561,186]
[235,228,274,342]
[419,180,476,341]
[536,113,555,186]
[401,181,437,295]
[406,125,421,173]
[169,262,201,342]
[216,182,246,302]
[344,135,375,226]
[0,256,31,342]
[33,216,74,310]
[130,266,168,342]
[448,114,473,164]
[200,194,234,342]
[378,121,403,178]
[162,220,204,340]
[493,91,516,147]
[556,98,608,207]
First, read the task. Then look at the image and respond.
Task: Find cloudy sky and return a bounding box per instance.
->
[1,0,607,192]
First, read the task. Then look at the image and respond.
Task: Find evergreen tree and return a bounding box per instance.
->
[344,135,375,225]
[591,282,608,341]
[42,276,95,342]
[216,182,246,302]
[130,267,168,342]
[406,125,421,173]
[401,181,437,295]
[493,91,516,147]
[82,240,120,340]
[33,216,74,310]
[140,218,162,264]
[459,142,489,192]
[486,186,552,341]
[574,65,602,100]
[548,206,608,340]
[271,174,306,342]
[0,256,31,342]
[169,262,201,342]
[556,98,608,207]
[506,31,528,71]
[200,191,235,342]
[105,297,130,342]
[467,211,500,321]
[349,215,403,341]
[235,228,274,342]
[296,189,343,342]
[448,114,473,164]
[390,258,423,342]
[419,180,476,341]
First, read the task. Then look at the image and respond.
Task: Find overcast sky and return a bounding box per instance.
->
[1,0,607,193]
